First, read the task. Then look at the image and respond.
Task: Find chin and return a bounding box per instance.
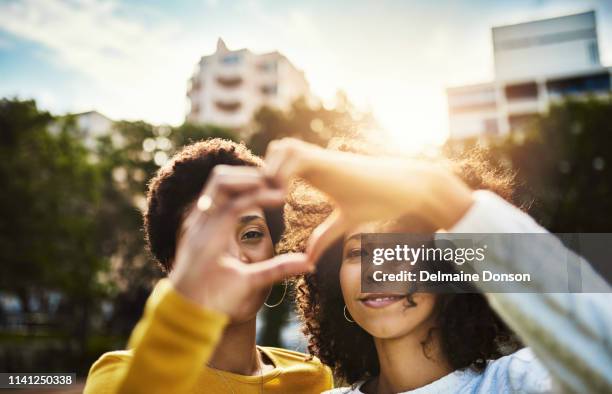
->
[359,315,422,339]
[353,295,436,340]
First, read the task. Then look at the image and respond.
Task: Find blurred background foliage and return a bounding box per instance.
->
[0,94,610,375]
[444,96,612,233]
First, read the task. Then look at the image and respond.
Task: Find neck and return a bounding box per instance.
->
[207,317,261,376]
[371,323,452,394]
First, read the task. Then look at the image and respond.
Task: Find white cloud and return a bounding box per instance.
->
[3,0,606,151]
[0,0,199,124]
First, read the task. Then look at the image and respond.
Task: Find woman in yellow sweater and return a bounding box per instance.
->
[84,139,332,394]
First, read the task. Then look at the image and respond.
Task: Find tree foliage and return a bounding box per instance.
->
[445,96,612,232]
[249,94,378,155]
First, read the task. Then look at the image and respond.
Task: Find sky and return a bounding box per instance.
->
[1,0,611,150]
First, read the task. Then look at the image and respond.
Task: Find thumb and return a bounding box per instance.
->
[306,209,347,264]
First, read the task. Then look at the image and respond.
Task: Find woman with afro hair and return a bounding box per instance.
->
[264,138,612,394]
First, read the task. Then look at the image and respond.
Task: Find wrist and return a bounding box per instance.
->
[169,272,224,313]
[419,168,475,230]
[295,143,329,178]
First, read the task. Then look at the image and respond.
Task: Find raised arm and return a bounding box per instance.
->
[447,190,612,393]
[85,165,312,394]
[264,138,612,393]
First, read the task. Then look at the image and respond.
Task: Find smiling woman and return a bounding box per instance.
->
[270,140,522,386]
[266,138,612,393]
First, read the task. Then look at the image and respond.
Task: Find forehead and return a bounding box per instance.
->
[345,221,400,242]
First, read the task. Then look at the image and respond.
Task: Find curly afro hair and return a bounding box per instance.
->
[278,146,523,385]
[144,138,283,273]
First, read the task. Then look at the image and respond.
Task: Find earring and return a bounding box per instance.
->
[264,279,288,308]
[343,305,354,323]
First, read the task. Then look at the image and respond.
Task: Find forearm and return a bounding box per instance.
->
[448,190,612,393]
[85,279,228,394]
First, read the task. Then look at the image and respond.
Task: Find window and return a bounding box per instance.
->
[547,73,610,96]
[449,102,497,114]
[258,61,277,73]
[505,82,538,101]
[447,87,497,113]
[260,85,277,95]
[221,54,241,65]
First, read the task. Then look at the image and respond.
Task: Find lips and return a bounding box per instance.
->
[358,293,405,308]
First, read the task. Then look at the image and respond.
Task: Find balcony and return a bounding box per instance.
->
[187,79,202,97]
[214,101,242,112]
[216,76,243,88]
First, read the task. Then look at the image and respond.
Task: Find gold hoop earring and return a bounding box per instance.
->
[343,305,354,323]
[264,280,287,308]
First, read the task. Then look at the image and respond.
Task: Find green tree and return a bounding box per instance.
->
[248,94,377,156]
[445,96,612,232]
[0,99,109,371]
[0,100,241,372]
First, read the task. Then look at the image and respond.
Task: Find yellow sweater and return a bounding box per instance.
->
[84,279,332,394]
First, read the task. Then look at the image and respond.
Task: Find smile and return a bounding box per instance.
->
[358,293,405,309]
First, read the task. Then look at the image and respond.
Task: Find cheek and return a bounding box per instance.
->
[243,237,274,262]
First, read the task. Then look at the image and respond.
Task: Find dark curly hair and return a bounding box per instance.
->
[144,138,283,272]
[278,147,523,385]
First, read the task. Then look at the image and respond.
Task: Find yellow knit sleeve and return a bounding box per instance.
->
[84,279,229,394]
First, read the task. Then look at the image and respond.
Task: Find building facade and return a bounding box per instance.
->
[186,38,311,130]
[447,11,612,139]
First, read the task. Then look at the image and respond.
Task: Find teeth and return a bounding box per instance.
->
[368,296,399,301]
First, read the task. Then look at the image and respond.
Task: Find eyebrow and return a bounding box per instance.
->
[345,233,362,243]
[239,214,264,224]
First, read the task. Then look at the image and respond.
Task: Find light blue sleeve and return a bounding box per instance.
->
[448,190,612,393]
[475,348,551,393]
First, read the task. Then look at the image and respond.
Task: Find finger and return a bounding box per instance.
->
[223,188,286,218]
[203,166,266,206]
[263,139,302,188]
[186,187,286,248]
[245,253,312,288]
[306,209,348,264]
[263,140,288,184]
[195,171,268,224]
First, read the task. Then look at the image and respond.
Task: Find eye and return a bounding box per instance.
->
[345,248,366,260]
[241,229,264,241]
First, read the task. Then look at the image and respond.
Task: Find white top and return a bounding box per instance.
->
[327,348,550,394]
[325,190,612,394]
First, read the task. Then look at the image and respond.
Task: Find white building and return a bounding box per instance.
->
[447,11,612,139]
[186,38,311,130]
[49,110,114,150]
[73,110,114,150]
